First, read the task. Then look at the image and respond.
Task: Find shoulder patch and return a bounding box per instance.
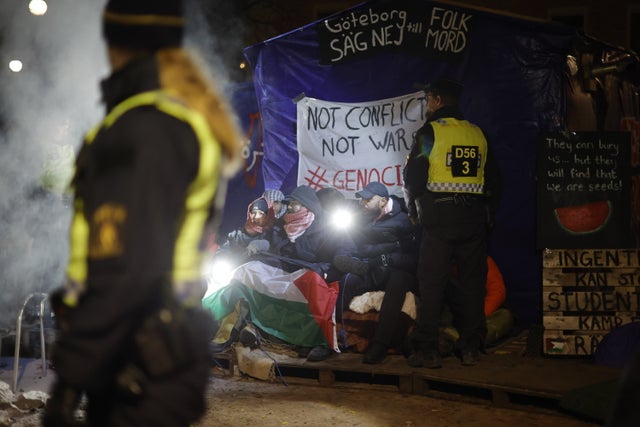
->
[89,203,127,259]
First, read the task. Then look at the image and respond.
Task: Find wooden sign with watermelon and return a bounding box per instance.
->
[553,200,612,235]
[536,131,633,249]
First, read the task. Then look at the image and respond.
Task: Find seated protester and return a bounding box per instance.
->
[333,181,421,364]
[269,185,355,278]
[316,186,346,211]
[439,256,513,355]
[268,185,357,361]
[218,197,275,259]
[316,187,362,221]
[317,186,361,230]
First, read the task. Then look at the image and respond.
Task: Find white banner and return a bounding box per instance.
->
[296,91,427,198]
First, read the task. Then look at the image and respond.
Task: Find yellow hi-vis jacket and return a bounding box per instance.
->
[64,90,221,307]
[427,118,487,194]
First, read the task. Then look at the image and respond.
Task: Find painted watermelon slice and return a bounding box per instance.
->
[554,200,612,234]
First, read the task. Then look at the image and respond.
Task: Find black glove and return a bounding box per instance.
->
[280,243,297,258]
[369,254,393,268]
[333,255,369,276]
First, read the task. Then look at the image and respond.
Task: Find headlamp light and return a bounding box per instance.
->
[203,256,235,297]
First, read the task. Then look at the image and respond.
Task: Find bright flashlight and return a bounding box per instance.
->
[330,208,354,230]
[203,257,235,297]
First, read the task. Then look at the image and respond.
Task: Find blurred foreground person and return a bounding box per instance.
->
[43,1,243,426]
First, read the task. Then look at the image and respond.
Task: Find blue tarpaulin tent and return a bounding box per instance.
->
[219,82,265,238]
[241,0,581,326]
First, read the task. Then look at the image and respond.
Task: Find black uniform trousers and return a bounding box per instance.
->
[411,194,488,354]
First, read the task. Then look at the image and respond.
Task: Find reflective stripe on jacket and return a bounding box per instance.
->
[426,118,487,194]
[64,90,221,306]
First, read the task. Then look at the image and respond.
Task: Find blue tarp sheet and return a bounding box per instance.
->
[241,0,577,325]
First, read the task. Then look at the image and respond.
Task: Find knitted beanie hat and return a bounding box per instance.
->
[250,198,269,214]
[263,189,285,203]
[263,189,287,218]
[285,185,322,215]
[103,0,185,51]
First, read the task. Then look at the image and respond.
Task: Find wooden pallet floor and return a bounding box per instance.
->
[213,337,622,411]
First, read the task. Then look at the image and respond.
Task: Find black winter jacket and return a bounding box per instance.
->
[349,196,420,273]
[270,213,357,275]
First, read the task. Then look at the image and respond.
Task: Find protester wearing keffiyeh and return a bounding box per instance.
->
[221,197,275,255]
[283,208,315,242]
[244,197,276,236]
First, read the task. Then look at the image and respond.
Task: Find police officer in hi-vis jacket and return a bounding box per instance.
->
[403,79,501,369]
[43,1,243,425]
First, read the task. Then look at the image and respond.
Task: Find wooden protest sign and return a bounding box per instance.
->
[542,248,640,355]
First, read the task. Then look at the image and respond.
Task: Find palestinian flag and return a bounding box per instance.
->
[202,261,339,350]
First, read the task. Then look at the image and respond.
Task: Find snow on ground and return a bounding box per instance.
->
[0,357,52,427]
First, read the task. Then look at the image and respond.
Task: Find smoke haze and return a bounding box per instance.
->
[0,0,244,329]
[0,1,106,329]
